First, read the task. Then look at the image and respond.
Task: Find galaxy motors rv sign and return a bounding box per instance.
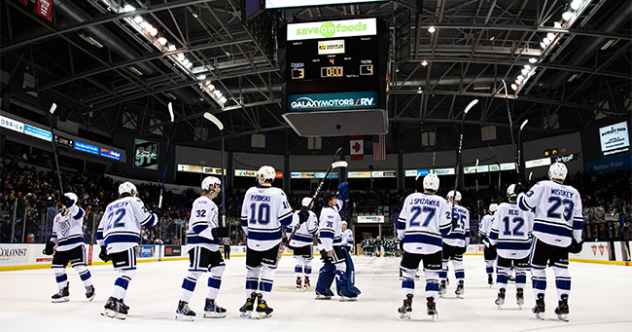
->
[288,91,378,112]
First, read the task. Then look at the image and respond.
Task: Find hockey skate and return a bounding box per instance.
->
[315,289,333,300]
[438,280,447,298]
[455,280,465,299]
[239,293,256,318]
[495,288,506,309]
[296,277,303,291]
[85,285,95,302]
[102,297,128,320]
[51,283,69,303]
[255,294,273,319]
[175,300,196,321]
[303,276,311,290]
[338,293,358,302]
[516,288,524,309]
[554,294,569,322]
[398,294,413,319]
[533,294,545,320]
[426,297,438,321]
[203,298,227,318]
[487,275,494,287]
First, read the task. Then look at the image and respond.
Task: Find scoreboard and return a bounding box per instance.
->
[281,18,388,137]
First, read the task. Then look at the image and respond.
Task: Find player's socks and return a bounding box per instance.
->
[203,298,227,318]
[51,283,69,303]
[175,300,196,321]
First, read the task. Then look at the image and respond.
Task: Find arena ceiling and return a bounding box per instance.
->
[1,0,630,153]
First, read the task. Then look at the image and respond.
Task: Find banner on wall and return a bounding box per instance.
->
[34,0,54,23]
[134,139,160,170]
[164,245,181,257]
[585,154,631,174]
[136,245,155,258]
[0,245,29,264]
[357,215,384,223]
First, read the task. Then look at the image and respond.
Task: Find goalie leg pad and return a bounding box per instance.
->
[316,263,336,296]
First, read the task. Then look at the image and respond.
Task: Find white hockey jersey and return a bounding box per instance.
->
[317,200,344,252]
[489,202,534,259]
[97,196,159,253]
[518,180,583,248]
[286,210,318,248]
[444,203,470,248]
[240,186,294,251]
[51,205,86,252]
[479,214,494,247]
[341,229,354,248]
[186,196,220,252]
[397,193,452,255]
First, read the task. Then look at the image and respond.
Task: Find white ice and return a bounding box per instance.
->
[1,255,631,332]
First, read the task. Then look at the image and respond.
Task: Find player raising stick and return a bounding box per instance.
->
[44,193,95,303]
[315,182,360,301]
[239,166,305,319]
[175,176,229,321]
[517,163,583,321]
[480,203,498,287]
[439,190,470,299]
[489,184,534,309]
[397,174,452,320]
[96,182,161,320]
[287,197,318,291]
[341,221,354,254]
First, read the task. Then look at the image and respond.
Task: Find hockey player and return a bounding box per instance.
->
[489,184,534,309]
[239,166,302,319]
[341,221,354,254]
[397,173,452,320]
[315,182,361,301]
[518,163,583,321]
[286,197,318,291]
[439,190,470,299]
[479,203,498,286]
[96,182,161,320]
[175,176,228,321]
[43,192,95,303]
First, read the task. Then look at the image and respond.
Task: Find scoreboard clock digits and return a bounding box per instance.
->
[292,69,305,79]
[320,66,344,78]
[360,65,374,75]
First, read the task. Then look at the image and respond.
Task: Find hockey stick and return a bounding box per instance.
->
[203,112,225,227]
[475,158,481,228]
[158,102,175,208]
[46,103,65,195]
[278,148,346,261]
[451,99,478,214]
[517,119,528,184]
[501,79,520,183]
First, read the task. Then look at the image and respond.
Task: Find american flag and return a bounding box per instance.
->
[372,134,387,160]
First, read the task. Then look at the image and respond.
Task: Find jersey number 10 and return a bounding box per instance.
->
[249,203,270,225]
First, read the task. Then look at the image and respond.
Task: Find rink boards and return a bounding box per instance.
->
[1,241,629,271]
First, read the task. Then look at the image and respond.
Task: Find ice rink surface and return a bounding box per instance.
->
[1,255,631,332]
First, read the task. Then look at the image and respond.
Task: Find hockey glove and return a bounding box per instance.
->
[569,238,583,254]
[515,184,528,195]
[451,216,459,231]
[337,182,349,202]
[211,227,229,238]
[297,210,309,224]
[320,249,334,263]
[99,245,110,263]
[43,241,55,255]
[61,195,75,208]
[153,208,163,219]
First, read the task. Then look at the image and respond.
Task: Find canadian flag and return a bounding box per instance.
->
[350,135,363,161]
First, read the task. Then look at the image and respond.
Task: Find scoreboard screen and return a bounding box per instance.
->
[283,18,386,112]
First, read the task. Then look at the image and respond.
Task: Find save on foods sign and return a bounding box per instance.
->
[287,18,377,41]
